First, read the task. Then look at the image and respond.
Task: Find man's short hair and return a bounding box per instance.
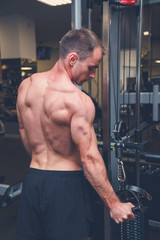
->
[59,28,104,61]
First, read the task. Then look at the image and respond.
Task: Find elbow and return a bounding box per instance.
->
[81,153,96,169]
[80,148,99,165]
[81,150,105,173]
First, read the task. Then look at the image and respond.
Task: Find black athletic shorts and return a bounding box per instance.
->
[17,168,94,240]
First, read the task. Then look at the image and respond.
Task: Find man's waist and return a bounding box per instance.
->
[27,167,84,178]
[30,156,82,171]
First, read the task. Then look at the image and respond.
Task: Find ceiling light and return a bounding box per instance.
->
[143,31,150,36]
[155,60,160,64]
[37,0,71,6]
[21,67,33,70]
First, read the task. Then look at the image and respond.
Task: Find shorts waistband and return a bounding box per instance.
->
[28,168,84,178]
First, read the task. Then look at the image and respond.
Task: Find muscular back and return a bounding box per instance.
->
[17,70,95,170]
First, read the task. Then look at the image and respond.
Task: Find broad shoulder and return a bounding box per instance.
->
[17,72,49,107]
[18,71,48,91]
[18,77,30,92]
[71,89,96,124]
[76,90,94,110]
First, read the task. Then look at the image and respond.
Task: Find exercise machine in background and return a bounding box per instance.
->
[0,180,22,208]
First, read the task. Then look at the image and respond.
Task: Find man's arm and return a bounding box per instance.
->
[70,100,135,224]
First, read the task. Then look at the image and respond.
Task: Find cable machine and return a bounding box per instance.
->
[101,0,154,239]
[83,0,153,239]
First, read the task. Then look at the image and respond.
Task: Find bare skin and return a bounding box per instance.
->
[17,46,135,234]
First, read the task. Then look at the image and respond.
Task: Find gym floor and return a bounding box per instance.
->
[0,122,160,240]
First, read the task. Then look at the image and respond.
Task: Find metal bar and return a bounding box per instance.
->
[71,0,82,90]
[88,3,92,97]
[135,0,144,186]
[144,0,160,5]
[149,220,160,228]
[71,0,82,29]
[110,5,122,191]
[102,2,111,240]
[88,8,92,30]
[153,85,159,121]
[102,0,110,153]
[135,0,143,131]
[145,152,160,163]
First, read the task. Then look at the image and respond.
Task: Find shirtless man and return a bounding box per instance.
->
[16,28,135,240]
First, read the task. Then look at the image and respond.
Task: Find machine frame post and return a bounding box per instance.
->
[102,1,122,240]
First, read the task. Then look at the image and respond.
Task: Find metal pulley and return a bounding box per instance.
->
[113,121,127,141]
[117,184,152,213]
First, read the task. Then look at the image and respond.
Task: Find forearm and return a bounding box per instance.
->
[82,152,120,209]
[71,108,135,223]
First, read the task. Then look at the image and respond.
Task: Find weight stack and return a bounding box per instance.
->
[111,209,149,240]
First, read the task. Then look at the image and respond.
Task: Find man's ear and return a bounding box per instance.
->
[68,53,78,67]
